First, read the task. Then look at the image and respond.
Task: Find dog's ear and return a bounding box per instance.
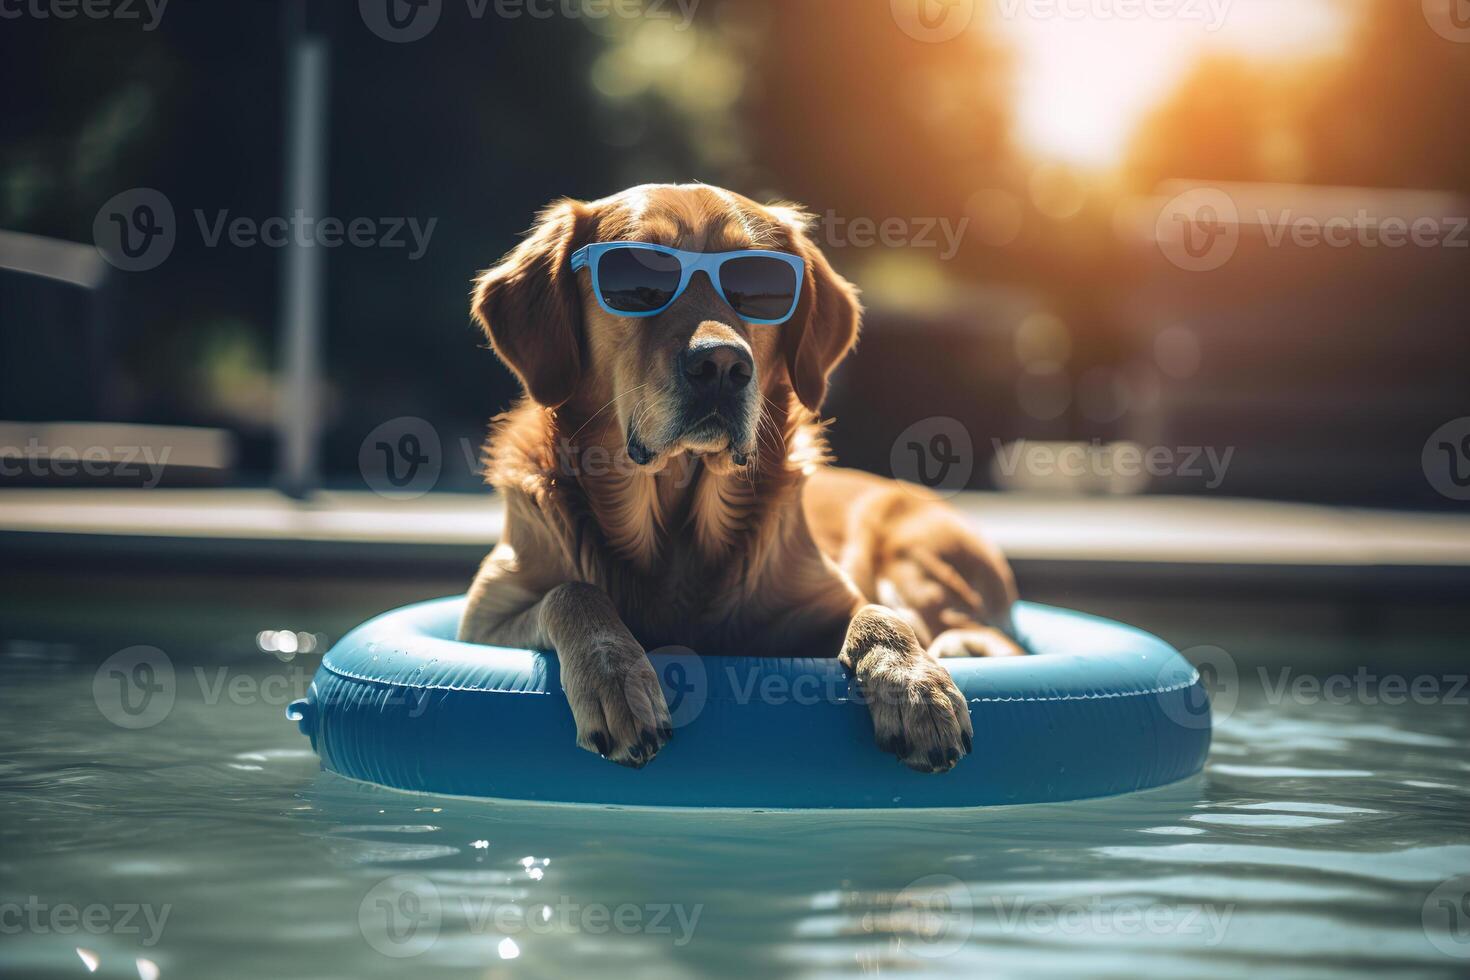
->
[472,199,592,409]
[778,210,862,413]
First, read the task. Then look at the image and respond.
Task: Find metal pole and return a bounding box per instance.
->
[275,0,329,499]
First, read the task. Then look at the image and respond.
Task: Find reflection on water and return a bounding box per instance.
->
[0,637,1466,979]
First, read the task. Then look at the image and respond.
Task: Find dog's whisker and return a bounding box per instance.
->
[567,381,655,444]
[753,406,783,463]
[758,393,793,461]
[627,393,659,460]
[752,425,777,468]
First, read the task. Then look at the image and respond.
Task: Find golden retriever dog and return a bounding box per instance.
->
[459,184,1021,773]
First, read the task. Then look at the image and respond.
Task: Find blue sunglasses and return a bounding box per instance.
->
[570,242,806,325]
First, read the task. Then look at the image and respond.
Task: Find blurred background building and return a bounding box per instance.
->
[2,0,1468,508]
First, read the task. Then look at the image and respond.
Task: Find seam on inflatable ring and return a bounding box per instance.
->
[967,676,1199,702]
[320,661,553,695]
[319,661,1201,703]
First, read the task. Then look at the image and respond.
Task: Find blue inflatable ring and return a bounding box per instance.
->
[288,597,1210,809]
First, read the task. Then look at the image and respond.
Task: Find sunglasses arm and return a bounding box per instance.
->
[569,245,591,273]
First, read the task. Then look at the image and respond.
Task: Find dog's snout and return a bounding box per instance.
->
[680,342,753,396]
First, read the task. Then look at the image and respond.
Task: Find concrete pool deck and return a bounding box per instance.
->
[3,487,1465,669]
[2,487,1467,590]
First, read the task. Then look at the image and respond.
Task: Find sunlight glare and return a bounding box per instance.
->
[994,0,1350,168]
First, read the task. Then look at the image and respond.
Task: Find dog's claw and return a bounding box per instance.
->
[878,734,910,758]
[564,639,671,769]
[867,660,970,774]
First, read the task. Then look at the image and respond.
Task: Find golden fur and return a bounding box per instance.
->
[460,184,1019,773]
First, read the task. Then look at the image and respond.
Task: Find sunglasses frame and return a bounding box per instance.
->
[570,241,807,325]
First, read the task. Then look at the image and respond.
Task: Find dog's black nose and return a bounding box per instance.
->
[680,342,752,396]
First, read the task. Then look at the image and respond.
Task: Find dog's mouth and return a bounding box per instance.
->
[628,410,754,468]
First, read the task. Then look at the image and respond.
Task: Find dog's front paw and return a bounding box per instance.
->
[866,658,974,774]
[561,638,672,769]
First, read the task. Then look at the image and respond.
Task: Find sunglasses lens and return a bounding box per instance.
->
[719,256,799,322]
[597,247,682,314]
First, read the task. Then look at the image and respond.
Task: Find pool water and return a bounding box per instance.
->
[1,603,1467,978]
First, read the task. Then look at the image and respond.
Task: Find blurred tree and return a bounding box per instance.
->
[1299,0,1470,193]
[723,0,1015,227]
[1127,55,1312,187]
[1128,0,1470,194]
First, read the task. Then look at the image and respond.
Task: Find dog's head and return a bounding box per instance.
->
[473,184,860,472]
